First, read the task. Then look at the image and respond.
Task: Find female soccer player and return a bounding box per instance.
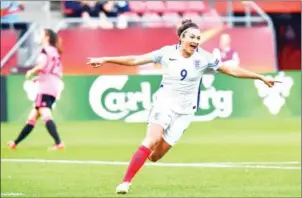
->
[87,19,280,194]
[8,28,65,150]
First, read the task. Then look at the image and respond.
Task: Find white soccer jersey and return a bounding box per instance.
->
[151,44,221,114]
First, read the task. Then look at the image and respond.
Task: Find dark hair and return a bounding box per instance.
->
[176,19,199,38]
[45,29,62,54]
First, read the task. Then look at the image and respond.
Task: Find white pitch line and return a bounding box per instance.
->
[209,161,300,165]
[1,158,301,170]
[1,192,24,197]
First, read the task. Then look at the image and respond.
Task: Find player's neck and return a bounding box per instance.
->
[180,49,193,58]
[41,42,50,48]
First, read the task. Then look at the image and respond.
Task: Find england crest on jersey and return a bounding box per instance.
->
[214,58,220,66]
[194,60,201,69]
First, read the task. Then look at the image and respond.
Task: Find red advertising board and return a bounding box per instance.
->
[59,27,276,75]
[0,30,17,75]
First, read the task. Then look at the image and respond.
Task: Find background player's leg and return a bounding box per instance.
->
[39,107,63,149]
[121,123,164,183]
[9,109,40,149]
[148,138,172,162]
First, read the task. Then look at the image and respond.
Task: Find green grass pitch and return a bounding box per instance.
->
[1,118,301,197]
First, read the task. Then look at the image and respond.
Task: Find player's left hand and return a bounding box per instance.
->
[261,76,282,88]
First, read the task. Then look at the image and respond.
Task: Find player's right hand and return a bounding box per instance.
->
[86,57,105,68]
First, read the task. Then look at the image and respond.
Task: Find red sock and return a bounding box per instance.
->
[122,145,151,183]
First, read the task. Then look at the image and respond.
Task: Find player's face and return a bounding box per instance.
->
[34,29,45,45]
[41,30,50,46]
[220,34,230,49]
[182,28,201,55]
[36,29,47,46]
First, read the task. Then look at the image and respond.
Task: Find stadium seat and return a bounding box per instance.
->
[121,12,140,20]
[187,1,206,13]
[162,12,181,27]
[119,11,141,26]
[145,1,166,14]
[165,1,188,13]
[182,12,202,26]
[141,12,164,28]
[128,1,146,14]
[201,10,223,29]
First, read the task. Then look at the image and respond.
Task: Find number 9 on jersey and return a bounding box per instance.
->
[180,69,187,81]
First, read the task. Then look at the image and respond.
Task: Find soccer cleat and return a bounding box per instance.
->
[8,141,16,150]
[116,182,131,194]
[48,142,65,151]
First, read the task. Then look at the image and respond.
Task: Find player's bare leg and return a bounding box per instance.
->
[116,123,163,194]
[8,109,40,149]
[148,138,172,162]
[39,107,64,150]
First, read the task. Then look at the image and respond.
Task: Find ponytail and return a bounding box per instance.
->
[55,36,63,55]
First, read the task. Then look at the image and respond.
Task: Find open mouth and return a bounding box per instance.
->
[189,43,198,51]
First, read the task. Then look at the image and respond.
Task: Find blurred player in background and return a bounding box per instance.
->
[8,29,65,151]
[213,33,240,67]
[87,19,280,194]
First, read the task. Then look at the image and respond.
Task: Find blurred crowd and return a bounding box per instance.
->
[63,0,130,29]
[1,1,300,71]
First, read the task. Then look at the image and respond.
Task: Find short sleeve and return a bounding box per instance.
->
[36,53,47,66]
[207,52,222,71]
[150,47,166,64]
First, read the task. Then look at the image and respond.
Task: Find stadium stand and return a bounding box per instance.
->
[1,1,300,74]
[61,1,221,29]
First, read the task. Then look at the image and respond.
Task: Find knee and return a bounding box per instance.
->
[142,137,161,151]
[148,153,161,162]
[148,155,159,162]
[39,109,53,123]
[41,114,52,123]
[27,111,38,125]
[27,115,38,124]
[26,120,36,126]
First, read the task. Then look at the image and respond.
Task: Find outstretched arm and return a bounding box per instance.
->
[218,64,264,80]
[87,53,154,67]
[87,46,166,68]
[217,64,281,87]
[207,52,280,88]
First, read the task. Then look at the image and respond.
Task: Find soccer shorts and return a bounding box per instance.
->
[35,94,56,110]
[147,104,193,146]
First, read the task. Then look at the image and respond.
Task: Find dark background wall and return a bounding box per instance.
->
[1,76,7,122]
